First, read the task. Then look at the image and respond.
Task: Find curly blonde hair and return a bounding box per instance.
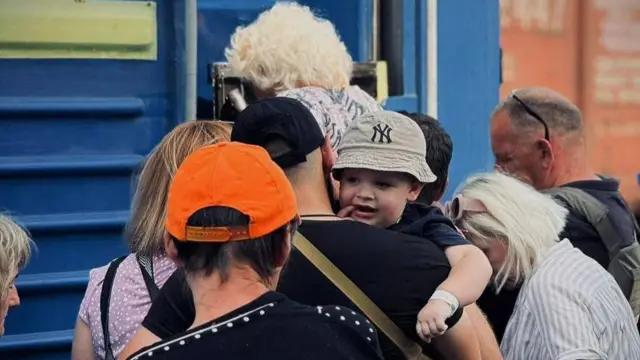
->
[126,121,231,256]
[225,2,353,92]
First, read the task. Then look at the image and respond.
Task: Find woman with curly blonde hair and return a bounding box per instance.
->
[0,215,33,337]
[225,2,382,150]
[72,121,231,360]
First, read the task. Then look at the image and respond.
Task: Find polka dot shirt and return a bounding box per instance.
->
[78,254,177,359]
[128,291,382,360]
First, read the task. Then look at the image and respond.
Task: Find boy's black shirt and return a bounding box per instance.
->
[391,202,470,249]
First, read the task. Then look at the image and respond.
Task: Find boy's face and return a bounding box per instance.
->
[338,168,423,228]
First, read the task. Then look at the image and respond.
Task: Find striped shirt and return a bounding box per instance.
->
[501,239,640,360]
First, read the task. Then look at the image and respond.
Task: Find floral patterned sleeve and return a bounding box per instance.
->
[277,86,383,150]
[278,89,335,138]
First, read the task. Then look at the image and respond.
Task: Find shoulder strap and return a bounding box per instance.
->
[136,253,160,301]
[597,174,640,237]
[294,232,429,360]
[543,187,621,259]
[100,255,128,360]
[617,197,640,240]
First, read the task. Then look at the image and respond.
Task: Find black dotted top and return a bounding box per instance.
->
[128,291,382,360]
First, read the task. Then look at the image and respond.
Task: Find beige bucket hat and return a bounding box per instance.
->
[333,110,437,183]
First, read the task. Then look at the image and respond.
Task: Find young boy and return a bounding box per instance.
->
[332,110,492,342]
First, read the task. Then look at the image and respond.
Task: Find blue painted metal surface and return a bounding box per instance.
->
[0,330,73,360]
[0,0,186,358]
[437,0,501,199]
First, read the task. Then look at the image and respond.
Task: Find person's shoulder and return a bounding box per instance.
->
[299,220,451,274]
[301,219,438,246]
[313,305,380,346]
[559,178,622,211]
[402,203,452,225]
[86,262,109,288]
[344,86,383,111]
[126,336,176,360]
[401,202,432,221]
[277,87,333,104]
[87,254,136,287]
[272,297,382,356]
[399,204,468,246]
[526,244,610,301]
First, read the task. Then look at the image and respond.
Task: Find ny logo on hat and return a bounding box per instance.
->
[371,123,392,143]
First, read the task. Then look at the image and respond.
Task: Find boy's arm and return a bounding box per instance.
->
[440,244,492,307]
[415,205,492,305]
[416,244,491,341]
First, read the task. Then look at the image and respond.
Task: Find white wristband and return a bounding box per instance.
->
[430,290,460,317]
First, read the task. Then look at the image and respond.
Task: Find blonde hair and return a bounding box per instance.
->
[127,121,231,255]
[0,215,33,301]
[225,2,353,92]
[454,172,568,293]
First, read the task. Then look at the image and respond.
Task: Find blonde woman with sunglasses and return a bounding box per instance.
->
[446,171,640,360]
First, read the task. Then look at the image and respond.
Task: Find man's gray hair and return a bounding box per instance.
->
[454,172,568,293]
[494,87,583,137]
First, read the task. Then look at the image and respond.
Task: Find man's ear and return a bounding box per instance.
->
[536,138,554,169]
[406,182,425,202]
[320,135,336,171]
[164,232,183,267]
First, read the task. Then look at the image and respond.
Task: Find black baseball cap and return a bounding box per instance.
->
[231,97,325,169]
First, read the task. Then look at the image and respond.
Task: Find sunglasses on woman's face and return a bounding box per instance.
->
[444,196,488,221]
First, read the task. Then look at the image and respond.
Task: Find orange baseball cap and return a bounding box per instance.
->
[165,141,298,242]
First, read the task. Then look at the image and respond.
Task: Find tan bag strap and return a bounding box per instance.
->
[294,232,429,360]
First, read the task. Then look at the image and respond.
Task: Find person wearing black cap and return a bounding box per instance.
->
[122,98,501,360]
[230,97,328,169]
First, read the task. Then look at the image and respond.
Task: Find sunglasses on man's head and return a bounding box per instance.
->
[444,195,488,221]
[510,91,550,141]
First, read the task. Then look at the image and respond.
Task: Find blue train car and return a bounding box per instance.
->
[0,0,499,358]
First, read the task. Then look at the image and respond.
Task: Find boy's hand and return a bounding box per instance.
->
[416,299,451,342]
[337,205,356,218]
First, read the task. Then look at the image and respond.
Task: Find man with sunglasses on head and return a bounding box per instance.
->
[486,86,640,339]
